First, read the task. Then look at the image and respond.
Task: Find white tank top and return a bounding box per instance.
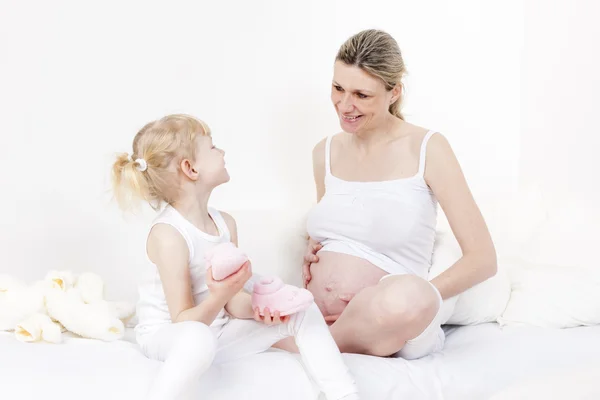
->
[306,131,438,279]
[135,205,231,338]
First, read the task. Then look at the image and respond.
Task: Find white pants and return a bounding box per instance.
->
[379,274,446,360]
[138,304,358,400]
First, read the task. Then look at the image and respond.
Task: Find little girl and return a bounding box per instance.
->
[111,114,360,400]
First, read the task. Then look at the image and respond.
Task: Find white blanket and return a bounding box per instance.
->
[1,323,600,400]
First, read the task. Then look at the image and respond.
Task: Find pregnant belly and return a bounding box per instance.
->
[306,251,388,318]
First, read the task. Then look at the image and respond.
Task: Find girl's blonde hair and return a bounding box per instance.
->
[111,114,211,211]
[336,29,407,120]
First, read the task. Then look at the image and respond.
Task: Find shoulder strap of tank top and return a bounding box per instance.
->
[324,135,333,176]
[208,207,231,242]
[417,130,437,177]
[150,210,195,261]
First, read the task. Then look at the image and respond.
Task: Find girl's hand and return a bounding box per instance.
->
[207,261,252,303]
[253,307,290,326]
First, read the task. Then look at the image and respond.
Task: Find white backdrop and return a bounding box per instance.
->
[1,0,596,302]
[520,0,600,208]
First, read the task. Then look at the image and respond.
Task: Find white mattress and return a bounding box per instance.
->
[2,323,600,400]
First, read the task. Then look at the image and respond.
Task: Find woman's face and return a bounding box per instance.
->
[331,61,398,135]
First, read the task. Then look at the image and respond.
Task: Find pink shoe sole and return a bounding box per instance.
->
[251,277,314,317]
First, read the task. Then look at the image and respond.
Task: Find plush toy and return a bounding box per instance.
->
[0,273,53,332]
[15,313,63,344]
[0,271,135,343]
[205,242,314,317]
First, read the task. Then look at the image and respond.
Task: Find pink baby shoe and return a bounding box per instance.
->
[252,277,314,317]
[205,242,249,281]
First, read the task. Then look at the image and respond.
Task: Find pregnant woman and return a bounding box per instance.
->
[300,29,497,359]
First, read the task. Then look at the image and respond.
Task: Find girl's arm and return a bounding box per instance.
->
[147,223,243,324]
[223,290,254,319]
[219,212,253,319]
[219,212,288,324]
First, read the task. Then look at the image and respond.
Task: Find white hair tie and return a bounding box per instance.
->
[135,158,148,172]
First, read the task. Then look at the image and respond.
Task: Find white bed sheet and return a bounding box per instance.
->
[1,323,600,400]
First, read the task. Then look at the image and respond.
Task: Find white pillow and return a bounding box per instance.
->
[497,194,600,329]
[446,266,511,326]
[431,212,511,326]
[498,262,600,328]
[519,195,600,272]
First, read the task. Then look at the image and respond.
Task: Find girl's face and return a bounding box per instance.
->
[191,135,229,188]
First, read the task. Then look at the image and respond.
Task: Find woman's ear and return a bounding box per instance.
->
[390,84,402,104]
[180,158,199,180]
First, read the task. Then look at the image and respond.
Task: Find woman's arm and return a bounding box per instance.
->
[424,134,498,300]
[147,224,229,324]
[301,139,327,287]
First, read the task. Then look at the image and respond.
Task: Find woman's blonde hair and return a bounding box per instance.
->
[111,114,211,211]
[336,29,407,120]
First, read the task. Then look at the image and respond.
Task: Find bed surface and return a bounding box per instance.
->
[2,323,600,400]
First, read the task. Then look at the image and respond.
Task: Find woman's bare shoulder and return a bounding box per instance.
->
[313,131,348,160]
[391,122,435,155]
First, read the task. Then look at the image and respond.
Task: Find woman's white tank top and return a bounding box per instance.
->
[306,131,439,279]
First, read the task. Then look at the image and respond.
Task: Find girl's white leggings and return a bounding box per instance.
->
[138,303,359,400]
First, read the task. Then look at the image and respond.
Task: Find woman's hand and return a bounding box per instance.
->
[206,261,252,303]
[253,307,290,326]
[302,238,322,288]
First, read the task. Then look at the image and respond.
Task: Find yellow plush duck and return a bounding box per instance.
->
[0,271,134,343]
